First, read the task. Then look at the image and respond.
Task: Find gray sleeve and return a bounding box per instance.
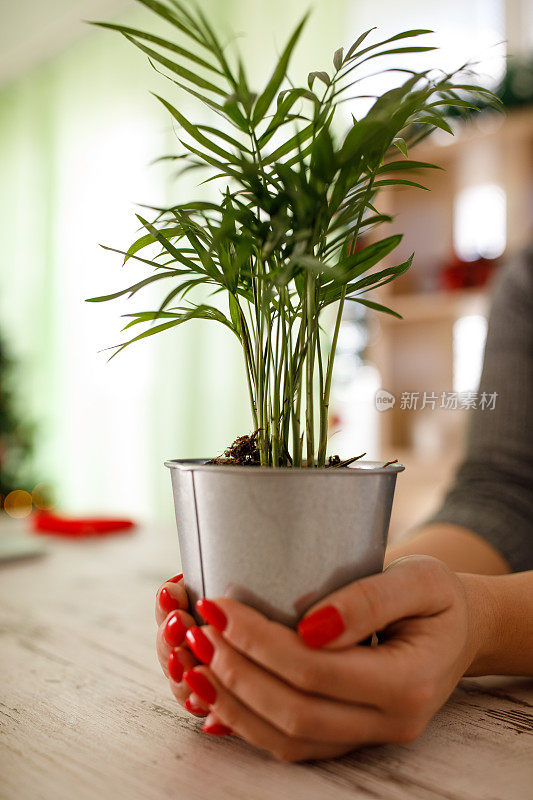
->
[424,253,533,572]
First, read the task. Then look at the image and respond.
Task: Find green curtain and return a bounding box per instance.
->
[0,0,347,520]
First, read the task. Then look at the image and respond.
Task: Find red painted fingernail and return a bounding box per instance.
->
[159,587,180,615]
[167,573,183,584]
[185,698,208,717]
[183,669,216,705]
[297,605,345,648]
[201,722,232,736]
[164,612,188,647]
[185,627,214,665]
[196,598,227,632]
[168,650,184,683]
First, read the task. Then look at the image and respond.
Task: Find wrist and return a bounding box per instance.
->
[457,573,501,676]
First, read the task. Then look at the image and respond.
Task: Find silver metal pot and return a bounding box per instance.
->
[165,459,404,627]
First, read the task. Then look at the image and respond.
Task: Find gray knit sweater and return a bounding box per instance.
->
[426,253,533,571]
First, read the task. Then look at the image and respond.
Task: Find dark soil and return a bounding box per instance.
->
[206,431,261,466]
[206,433,394,469]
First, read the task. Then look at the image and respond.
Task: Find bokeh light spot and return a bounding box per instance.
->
[32,482,54,511]
[4,490,33,519]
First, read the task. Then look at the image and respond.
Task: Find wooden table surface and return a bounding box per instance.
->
[1,520,532,800]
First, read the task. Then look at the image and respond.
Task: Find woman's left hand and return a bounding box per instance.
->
[176,556,491,761]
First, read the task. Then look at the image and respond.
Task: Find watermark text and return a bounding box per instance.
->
[375,390,498,412]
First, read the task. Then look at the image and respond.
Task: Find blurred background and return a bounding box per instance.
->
[0,0,532,536]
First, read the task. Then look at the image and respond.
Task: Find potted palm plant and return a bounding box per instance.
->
[89,0,497,625]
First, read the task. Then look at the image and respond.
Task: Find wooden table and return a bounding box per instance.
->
[1,520,532,800]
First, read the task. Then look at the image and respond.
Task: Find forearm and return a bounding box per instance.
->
[386,527,532,675]
[460,571,533,676]
[386,523,511,575]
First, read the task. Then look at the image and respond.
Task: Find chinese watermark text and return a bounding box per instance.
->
[376,390,498,412]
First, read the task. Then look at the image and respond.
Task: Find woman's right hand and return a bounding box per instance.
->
[155,575,207,717]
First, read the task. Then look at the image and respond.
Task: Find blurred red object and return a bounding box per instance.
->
[440,254,498,290]
[32,512,135,538]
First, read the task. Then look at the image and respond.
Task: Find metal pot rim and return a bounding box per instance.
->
[164,458,405,475]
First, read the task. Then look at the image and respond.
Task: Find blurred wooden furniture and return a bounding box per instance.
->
[1,520,532,800]
[366,108,533,536]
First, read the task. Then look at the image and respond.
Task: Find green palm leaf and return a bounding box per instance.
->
[89,1,498,466]
[252,14,308,124]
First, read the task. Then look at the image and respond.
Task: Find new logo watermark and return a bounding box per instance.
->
[375,389,396,411]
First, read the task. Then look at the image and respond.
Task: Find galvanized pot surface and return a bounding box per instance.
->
[165,460,404,627]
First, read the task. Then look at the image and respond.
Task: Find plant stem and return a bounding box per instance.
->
[305,273,316,467]
[238,302,259,431]
[318,286,345,467]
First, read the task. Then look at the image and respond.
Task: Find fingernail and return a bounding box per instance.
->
[168,649,184,682]
[185,627,214,665]
[196,598,227,632]
[159,587,180,615]
[167,573,183,584]
[164,611,188,647]
[297,605,345,648]
[185,697,208,717]
[201,722,232,736]
[183,669,216,705]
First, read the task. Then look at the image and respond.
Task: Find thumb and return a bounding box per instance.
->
[297,555,453,649]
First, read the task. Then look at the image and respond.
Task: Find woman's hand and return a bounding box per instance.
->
[167,557,494,760]
[155,575,212,718]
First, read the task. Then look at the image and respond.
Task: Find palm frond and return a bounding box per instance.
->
[89,1,501,466]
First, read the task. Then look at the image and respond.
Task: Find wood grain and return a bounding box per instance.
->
[0,520,531,800]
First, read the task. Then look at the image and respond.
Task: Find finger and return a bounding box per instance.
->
[185,692,209,717]
[155,575,188,625]
[156,610,196,675]
[166,644,198,680]
[165,646,203,711]
[166,650,210,716]
[297,556,455,649]
[191,628,386,744]
[196,597,401,707]
[169,677,192,706]
[168,663,217,720]
[168,661,199,707]
[200,714,234,736]
[185,666,356,762]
